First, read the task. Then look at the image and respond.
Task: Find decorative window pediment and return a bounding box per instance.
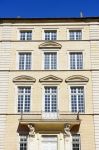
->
[13,75,36,83]
[65,75,89,82]
[39,41,62,49]
[39,75,63,83]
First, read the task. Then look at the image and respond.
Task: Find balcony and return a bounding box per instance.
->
[18,111,80,132]
[20,111,79,120]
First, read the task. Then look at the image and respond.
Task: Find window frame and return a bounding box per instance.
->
[43,30,57,41]
[42,85,59,114]
[72,134,81,150]
[69,30,82,40]
[43,86,58,113]
[16,51,33,70]
[67,50,84,70]
[69,85,85,113]
[19,135,28,150]
[17,86,31,113]
[43,51,58,70]
[69,52,83,70]
[18,52,32,70]
[19,30,32,41]
[15,85,33,113]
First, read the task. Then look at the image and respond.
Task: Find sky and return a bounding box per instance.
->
[0,0,99,18]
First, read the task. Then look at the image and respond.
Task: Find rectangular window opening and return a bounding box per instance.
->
[19,52,31,70]
[70,52,83,70]
[72,134,80,150]
[20,31,32,40]
[20,135,28,150]
[71,87,84,113]
[44,87,57,113]
[18,87,31,112]
[44,31,57,40]
[44,52,57,70]
[69,30,82,40]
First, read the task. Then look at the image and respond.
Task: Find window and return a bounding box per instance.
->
[20,31,32,40]
[70,87,84,113]
[70,52,83,69]
[72,134,80,150]
[42,135,57,150]
[19,53,31,70]
[69,30,82,40]
[44,31,57,40]
[44,87,57,112]
[44,52,57,70]
[19,135,27,150]
[18,87,31,112]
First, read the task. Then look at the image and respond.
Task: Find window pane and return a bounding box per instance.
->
[44,87,57,112]
[19,53,31,70]
[69,30,82,40]
[20,31,32,40]
[70,52,83,70]
[44,52,57,70]
[27,31,32,40]
[20,136,27,150]
[71,87,84,112]
[51,31,57,40]
[18,87,31,112]
[69,31,75,40]
[45,32,50,40]
[72,134,80,150]
[45,31,57,40]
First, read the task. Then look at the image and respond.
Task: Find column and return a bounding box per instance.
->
[59,133,64,150]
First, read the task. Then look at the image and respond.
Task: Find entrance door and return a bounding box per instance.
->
[42,136,57,150]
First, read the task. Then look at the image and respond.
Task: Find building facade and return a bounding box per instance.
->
[0,17,99,150]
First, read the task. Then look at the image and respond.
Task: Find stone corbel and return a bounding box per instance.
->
[28,124,35,137]
[64,124,71,137]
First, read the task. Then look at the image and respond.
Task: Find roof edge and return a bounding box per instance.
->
[0,16,99,23]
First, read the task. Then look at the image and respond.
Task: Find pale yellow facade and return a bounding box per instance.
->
[0,17,99,150]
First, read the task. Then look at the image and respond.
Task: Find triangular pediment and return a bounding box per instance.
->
[13,75,36,82]
[39,75,63,82]
[65,75,89,82]
[39,41,62,49]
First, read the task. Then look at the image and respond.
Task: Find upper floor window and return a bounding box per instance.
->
[44,52,57,70]
[69,30,82,40]
[19,53,31,70]
[44,31,57,40]
[72,134,80,150]
[18,87,31,112]
[19,135,27,150]
[20,31,32,40]
[44,87,57,112]
[70,52,83,70]
[70,87,84,113]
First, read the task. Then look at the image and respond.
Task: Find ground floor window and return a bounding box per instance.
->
[20,135,28,150]
[72,134,80,150]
